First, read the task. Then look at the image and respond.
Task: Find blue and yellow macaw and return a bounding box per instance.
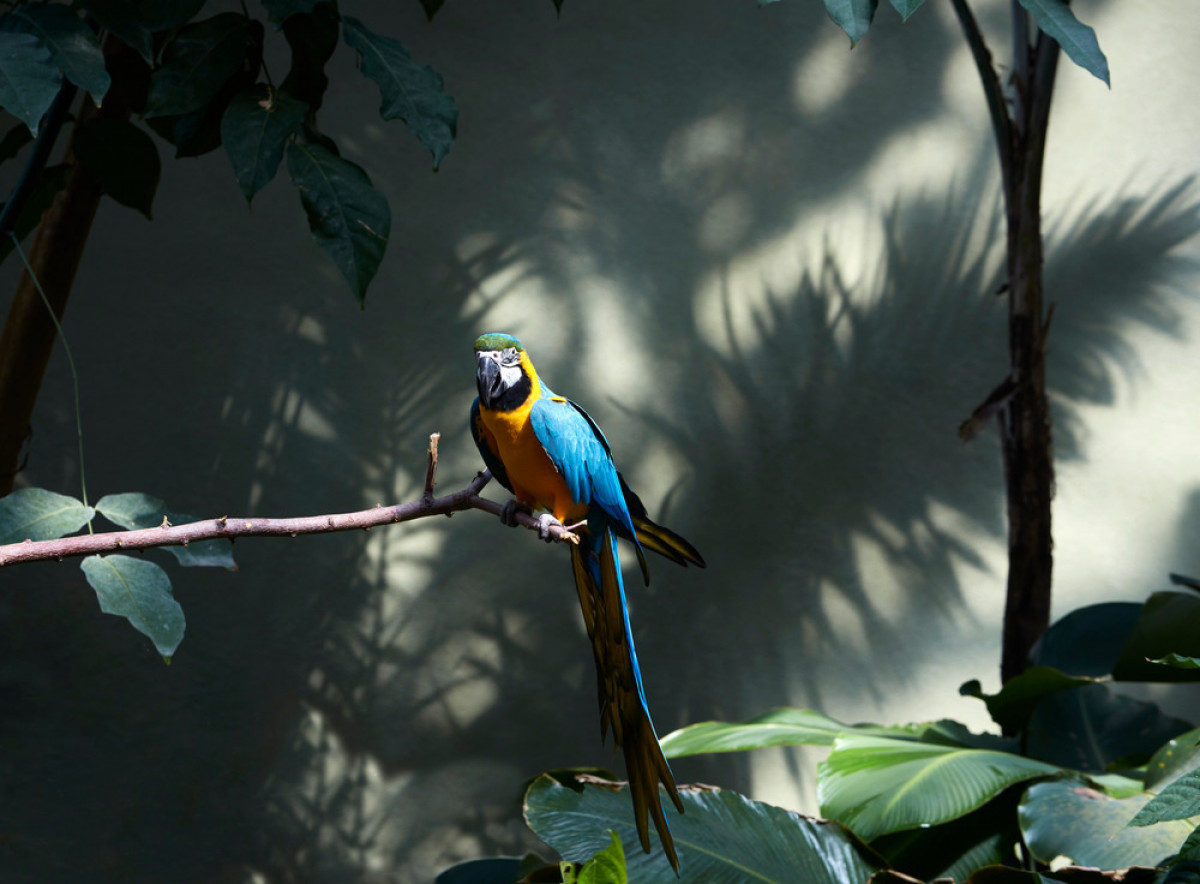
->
[469,332,705,872]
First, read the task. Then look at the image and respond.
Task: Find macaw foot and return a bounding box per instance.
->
[536,513,564,543]
[499,499,530,527]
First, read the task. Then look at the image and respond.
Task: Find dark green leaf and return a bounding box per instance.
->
[0,487,94,544]
[661,707,925,758]
[75,0,154,63]
[287,139,390,303]
[1020,779,1191,869]
[1146,730,1200,792]
[524,774,879,883]
[139,0,208,33]
[0,121,33,161]
[280,3,338,112]
[1129,770,1200,827]
[1153,654,1200,671]
[870,796,1018,882]
[221,84,307,202]
[1033,601,1143,677]
[961,667,1099,734]
[887,0,924,21]
[817,734,1060,841]
[6,4,110,104]
[0,29,63,135]
[1115,593,1200,682]
[1026,683,1192,773]
[577,831,626,884]
[341,15,457,168]
[1171,574,1200,593]
[433,857,525,884]
[145,13,258,118]
[0,162,72,265]
[95,492,235,569]
[73,118,161,219]
[418,0,445,22]
[1180,830,1200,863]
[822,0,878,47]
[81,554,185,658]
[260,0,326,25]
[1016,0,1109,86]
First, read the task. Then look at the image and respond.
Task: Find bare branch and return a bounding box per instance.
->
[949,0,1014,198]
[423,432,440,502]
[0,435,581,566]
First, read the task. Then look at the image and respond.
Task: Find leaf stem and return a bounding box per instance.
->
[9,233,91,527]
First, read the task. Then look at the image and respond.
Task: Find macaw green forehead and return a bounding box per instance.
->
[473,333,523,352]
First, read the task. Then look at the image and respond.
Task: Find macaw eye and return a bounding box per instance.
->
[501,348,519,365]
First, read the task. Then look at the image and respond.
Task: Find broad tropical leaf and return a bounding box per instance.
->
[960,666,1099,734]
[95,492,235,568]
[75,0,154,63]
[1021,779,1192,870]
[525,775,878,883]
[0,29,62,135]
[818,733,1059,840]
[145,13,260,118]
[1147,729,1200,792]
[1016,0,1109,86]
[1025,683,1192,772]
[221,84,308,202]
[5,4,109,104]
[1033,601,1143,677]
[0,487,93,544]
[1115,592,1200,682]
[287,139,390,303]
[661,707,923,757]
[81,554,186,658]
[341,16,457,168]
[887,0,924,22]
[1129,770,1200,827]
[73,118,161,219]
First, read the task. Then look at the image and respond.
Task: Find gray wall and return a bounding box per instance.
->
[4,0,1200,880]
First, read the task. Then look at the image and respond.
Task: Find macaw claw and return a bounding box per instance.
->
[499,499,528,527]
[536,513,564,543]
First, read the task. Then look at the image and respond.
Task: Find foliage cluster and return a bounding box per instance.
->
[443,584,1200,883]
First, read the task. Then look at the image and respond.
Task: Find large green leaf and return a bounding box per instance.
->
[0,487,94,544]
[661,708,921,757]
[1129,769,1200,827]
[95,492,235,568]
[73,118,161,219]
[0,28,62,135]
[870,796,1018,882]
[145,13,259,118]
[341,16,457,169]
[1115,593,1200,682]
[1147,730,1200,792]
[1026,683,1192,772]
[960,667,1099,734]
[221,84,308,202]
[1033,601,1143,677]
[821,0,878,47]
[576,831,627,884]
[75,0,154,63]
[1016,0,1109,86]
[81,554,185,658]
[818,733,1060,841]
[287,139,390,303]
[5,4,109,105]
[1021,779,1192,869]
[524,775,879,883]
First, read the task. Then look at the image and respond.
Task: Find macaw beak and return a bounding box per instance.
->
[477,351,503,406]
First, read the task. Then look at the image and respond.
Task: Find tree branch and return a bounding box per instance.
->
[0,434,580,566]
[949,0,1014,197]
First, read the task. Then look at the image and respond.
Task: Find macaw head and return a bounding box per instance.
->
[474,333,532,410]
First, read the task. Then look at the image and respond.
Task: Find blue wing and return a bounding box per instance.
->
[528,397,647,569]
[470,397,513,493]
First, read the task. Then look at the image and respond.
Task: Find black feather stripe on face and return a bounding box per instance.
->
[476,352,532,411]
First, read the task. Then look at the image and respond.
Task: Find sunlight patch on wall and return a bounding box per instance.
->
[791,29,855,116]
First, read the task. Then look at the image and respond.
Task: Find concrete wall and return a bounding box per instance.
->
[3,0,1200,880]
